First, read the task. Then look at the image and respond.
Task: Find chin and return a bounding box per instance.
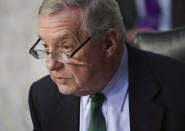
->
[57,84,77,95]
[50,76,74,95]
[57,84,88,96]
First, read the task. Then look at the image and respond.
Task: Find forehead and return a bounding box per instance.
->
[38,7,83,40]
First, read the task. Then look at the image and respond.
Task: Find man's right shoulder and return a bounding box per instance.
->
[29,75,58,97]
[31,75,55,87]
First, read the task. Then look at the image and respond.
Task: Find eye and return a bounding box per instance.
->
[42,45,49,52]
[58,41,74,53]
[43,44,47,48]
[62,44,74,53]
[41,42,48,50]
[64,45,72,51]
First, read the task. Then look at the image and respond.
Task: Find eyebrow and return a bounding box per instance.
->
[59,34,69,42]
[37,33,70,46]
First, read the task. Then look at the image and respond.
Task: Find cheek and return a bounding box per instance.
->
[69,64,94,87]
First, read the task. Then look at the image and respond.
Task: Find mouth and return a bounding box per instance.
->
[54,76,71,84]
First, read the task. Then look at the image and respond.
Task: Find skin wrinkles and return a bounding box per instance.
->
[39,22,72,34]
[38,7,123,96]
[38,9,82,46]
[39,26,80,43]
[39,8,82,36]
[39,28,82,53]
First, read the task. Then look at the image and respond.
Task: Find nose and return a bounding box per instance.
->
[46,54,64,71]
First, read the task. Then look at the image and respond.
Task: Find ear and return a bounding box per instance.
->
[103,28,119,58]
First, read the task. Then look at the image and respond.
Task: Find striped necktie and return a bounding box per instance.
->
[88,93,106,131]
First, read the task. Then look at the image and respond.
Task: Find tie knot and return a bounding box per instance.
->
[91,93,106,105]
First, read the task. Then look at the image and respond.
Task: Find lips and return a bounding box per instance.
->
[54,76,71,84]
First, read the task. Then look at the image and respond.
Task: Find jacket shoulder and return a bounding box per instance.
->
[127,45,185,74]
[29,75,60,112]
[128,45,185,92]
[30,75,58,94]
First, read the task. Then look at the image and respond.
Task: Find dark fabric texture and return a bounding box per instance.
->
[29,45,185,131]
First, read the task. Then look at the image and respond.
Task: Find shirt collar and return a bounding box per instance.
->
[81,44,128,111]
[101,44,128,111]
[81,95,90,110]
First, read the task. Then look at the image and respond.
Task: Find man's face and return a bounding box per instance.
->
[38,8,109,96]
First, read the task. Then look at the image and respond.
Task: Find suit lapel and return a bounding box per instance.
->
[127,45,165,131]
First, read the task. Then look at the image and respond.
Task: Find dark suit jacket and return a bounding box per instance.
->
[29,45,185,131]
[117,0,185,30]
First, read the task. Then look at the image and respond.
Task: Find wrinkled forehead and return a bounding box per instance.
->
[39,7,82,23]
[38,7,83,36]
[38,8,82,42]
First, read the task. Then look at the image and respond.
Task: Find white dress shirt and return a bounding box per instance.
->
[80,44,130,131]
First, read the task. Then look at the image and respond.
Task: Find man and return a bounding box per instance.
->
[29,0,185,131]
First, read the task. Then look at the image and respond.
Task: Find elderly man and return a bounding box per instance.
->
[29,0,185,131]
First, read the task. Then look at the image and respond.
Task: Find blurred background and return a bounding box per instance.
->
[0,0,48,130]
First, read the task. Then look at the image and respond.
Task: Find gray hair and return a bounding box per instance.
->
[39,0,126,43]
